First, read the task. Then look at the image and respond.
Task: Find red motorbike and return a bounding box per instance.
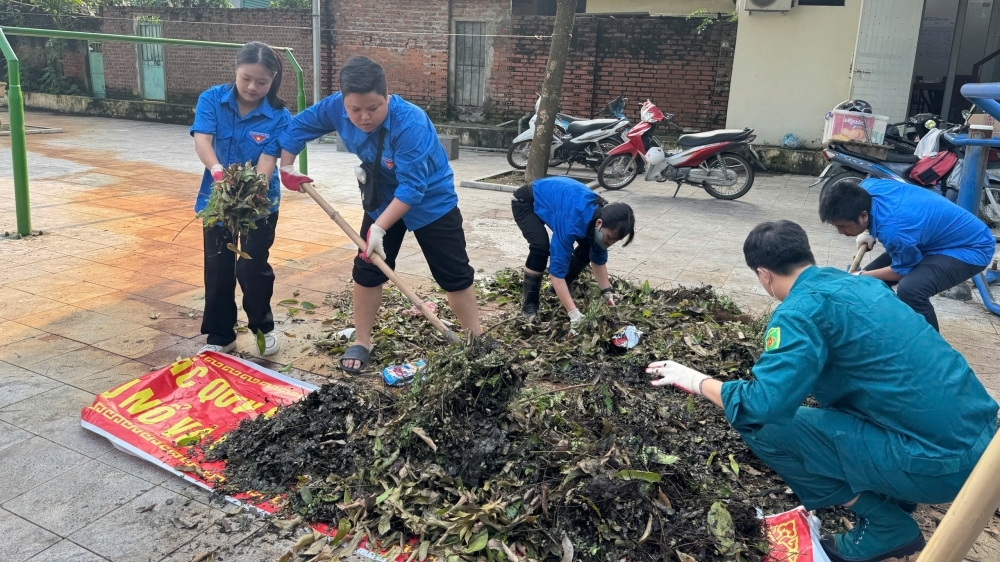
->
[597,100,766,200]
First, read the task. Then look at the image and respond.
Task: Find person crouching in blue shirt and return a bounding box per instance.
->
[191,42,290,357]
[648,220,997,562]
[819,178,995,331]
[511,177,635,334]
[259,56,483,373]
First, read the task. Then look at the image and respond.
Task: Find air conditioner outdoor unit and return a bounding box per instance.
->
[742,0,794,13]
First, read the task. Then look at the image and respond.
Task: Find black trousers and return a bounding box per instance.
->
[202,212,278,346]
[864,251,984,331]
[511,184,589,283]
[353,207,475,292]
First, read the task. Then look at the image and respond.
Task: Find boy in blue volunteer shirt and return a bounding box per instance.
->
[191,42,291,357]
[819,178,995,331]
[648,220,997,562]
[259,55,482,373]
[511,177,635,333]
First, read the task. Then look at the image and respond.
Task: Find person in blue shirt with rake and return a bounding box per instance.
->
[260,56,483,373]
[819,178,995,332]
[191,42,291,358]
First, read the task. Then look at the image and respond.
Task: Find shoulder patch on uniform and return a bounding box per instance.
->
[249,131,269,144]
[382,157,394,169]
[765,327,781,351]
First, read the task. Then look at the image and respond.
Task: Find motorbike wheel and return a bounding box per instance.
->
[507,141,531,170]
[982,182,1000,228]
[821,171,866,197]
[598,154,639,190]
[507,140,567,170]
[704,153,755,200]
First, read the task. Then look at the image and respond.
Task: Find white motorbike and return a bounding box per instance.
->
[507,95,630,171]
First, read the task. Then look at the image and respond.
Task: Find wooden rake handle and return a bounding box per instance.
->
[299,182,461,345]
[849,246,868,274]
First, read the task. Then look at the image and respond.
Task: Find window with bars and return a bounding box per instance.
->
[454,21,488,107]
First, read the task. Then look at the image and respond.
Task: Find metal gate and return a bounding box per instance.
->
[137,19,165,101]
[454,21,487,107]
[88,42,105,100]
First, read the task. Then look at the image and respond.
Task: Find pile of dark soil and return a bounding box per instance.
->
[210,270,802,562]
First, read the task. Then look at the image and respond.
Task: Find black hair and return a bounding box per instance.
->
[592,200,636,247]
[340,56,388,97]
[743,220,816,275]
[818,181,872,224]
[235,41,285,109]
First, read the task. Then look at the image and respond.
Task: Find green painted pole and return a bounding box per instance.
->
[283,49,308,175]
[0,30,31,237]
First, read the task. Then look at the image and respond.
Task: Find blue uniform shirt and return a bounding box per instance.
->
[862,178,995,275]
[722,266,998,474]
[190,84,289,214]
[531,177,609,279]
[276,93,457,231]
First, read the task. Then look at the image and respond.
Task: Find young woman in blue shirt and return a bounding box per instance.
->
[190,42,291,356]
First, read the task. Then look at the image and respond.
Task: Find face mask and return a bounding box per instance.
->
[593,227,609,250]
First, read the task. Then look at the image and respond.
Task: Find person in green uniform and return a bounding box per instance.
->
[647,220,998,562]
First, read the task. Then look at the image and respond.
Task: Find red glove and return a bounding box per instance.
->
[211,164,224,182]
[280,165,313,192]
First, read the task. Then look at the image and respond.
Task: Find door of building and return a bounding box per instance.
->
[849,0,925,122]
[137,19,166,101]
[88,42,106,100]
[453,21,488,108]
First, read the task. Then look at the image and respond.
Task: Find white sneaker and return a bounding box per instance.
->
[199,342,236,354]
[259,332,280,357]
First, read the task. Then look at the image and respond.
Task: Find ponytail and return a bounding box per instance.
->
[235,41,286,110]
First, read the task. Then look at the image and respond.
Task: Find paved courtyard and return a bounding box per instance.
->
[1,110,1000,561]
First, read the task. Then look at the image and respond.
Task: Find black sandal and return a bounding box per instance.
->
[339,344,371,374]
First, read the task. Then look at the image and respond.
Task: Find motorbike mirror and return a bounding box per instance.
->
[962,109,972,120]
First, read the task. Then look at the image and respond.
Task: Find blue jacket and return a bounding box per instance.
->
[276,93,457,231]
[862,178,995,275]
[190,84,289,214]
[722,266,998,474]
[532,177,609,278]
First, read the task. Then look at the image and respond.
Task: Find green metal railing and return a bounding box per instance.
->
[0,26,309,237]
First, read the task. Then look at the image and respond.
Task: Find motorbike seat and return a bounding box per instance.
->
[558,113,587,123]
[677,129,751,149]
[567,119,621,136]
[840,145,920,164]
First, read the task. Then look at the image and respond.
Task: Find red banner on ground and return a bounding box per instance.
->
[81,351,317,499]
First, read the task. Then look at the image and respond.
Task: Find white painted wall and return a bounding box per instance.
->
[726,0,863,147]
[586,0,735,16]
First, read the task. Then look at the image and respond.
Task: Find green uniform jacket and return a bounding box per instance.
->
[721,266,998,476]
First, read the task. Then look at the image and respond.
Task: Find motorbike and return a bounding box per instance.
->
[597,100,765,200]
[507,95,630,171]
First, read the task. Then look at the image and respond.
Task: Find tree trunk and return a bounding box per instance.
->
[524,0,576,183]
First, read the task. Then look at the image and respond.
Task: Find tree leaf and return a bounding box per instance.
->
[278,299,299,305]
[238,250,252,260]
[293,290,300,297]
[256,329,266,355]
[288,307,299,316]
[279,364,294,373]
[707,501,739,555]
[642,446,679,465]
[728,454,740,478]
[616,470,661,483]
[467,531,489,552]
[301,301,317,310]
[300,486,313,505]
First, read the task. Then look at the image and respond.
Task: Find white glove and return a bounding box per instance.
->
[601,288,615,307]
[646,360,710,395]
[856,231,876,251]
[363,224,387,262]
[211,164,224,182]
[568,308,584,336]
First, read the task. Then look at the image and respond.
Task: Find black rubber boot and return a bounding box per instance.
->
[522,272,542,319]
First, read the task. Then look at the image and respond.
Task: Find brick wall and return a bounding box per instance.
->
[99,7,314,106]
[322,0,450,115]
[488,15,736,131]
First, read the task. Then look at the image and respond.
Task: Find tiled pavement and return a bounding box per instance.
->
[1,110,1000,561]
